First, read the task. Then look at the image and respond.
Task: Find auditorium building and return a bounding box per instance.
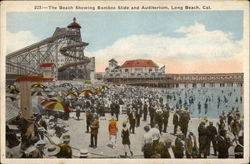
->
[95,59,244,88]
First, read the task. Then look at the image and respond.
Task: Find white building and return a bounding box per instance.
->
[104,59,165,78]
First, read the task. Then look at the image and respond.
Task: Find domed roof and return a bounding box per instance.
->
[67,17,81,29]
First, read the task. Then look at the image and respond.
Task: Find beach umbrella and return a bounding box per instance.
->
[8,87,19,94]
[31,82,45,89]
[7,85,19,94]
[41,99,71,113]
[79,89,93,97]
[100,84,109,90]
[66,92,77,99]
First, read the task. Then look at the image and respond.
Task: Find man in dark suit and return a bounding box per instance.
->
[173,111,179,135]
[207,121,218,156]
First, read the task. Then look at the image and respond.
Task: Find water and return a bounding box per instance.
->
[161,86,243,118]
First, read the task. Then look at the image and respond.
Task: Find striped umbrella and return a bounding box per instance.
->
[79,89,93,97]
[100,84,109,90]
[41,99,71,113]
[66,92,78,99]
[8,87,19,94]
[31,82,45,89]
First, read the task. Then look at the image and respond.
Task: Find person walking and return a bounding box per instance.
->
[142,125,153,158]
[162,107,169,133]
[173,111,179,135]
[114,101,120,121]
[76,106,81,120]
[198,121,209,158]
[149,104,156,125]
[89,114,99,148]
[179,109,190,137]
[85,109,93,133]
[155,108,163,134]
[121,122,133,158]
[207,121,218,156]
[129,108,136,134]
[143,101,148,121]
[109,116,118,148]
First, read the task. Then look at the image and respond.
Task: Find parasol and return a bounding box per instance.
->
[79,89,93,97]
[41,99,71,113]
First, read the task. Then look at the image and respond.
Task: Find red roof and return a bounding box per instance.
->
[121,59,158,68]
[67,22,81,29]
[67,17,81,29]
[16,76,54,82]
[40,63,54,67]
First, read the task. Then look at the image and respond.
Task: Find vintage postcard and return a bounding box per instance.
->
[0,1,249,164]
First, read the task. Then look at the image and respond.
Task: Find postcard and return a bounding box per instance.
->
[0,1,249,164]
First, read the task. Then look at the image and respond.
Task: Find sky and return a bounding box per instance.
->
[6,11,244,73]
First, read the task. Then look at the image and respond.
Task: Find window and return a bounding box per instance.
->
[202,83,205,87]
[192,83,197,88]
[125,69,128,73]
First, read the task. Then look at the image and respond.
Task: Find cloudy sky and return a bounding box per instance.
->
[7,11,243,73]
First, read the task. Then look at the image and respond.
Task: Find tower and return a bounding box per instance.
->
[57,17,90,80]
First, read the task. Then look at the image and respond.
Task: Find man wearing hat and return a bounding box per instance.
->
[86,109,93,133]
[128,108,136,134]
[162,106,170,133]
[198,121,209,158]
[90,114,99,148]
[179,109,190,137]
[207,121,218,156]
[57,135,72,158]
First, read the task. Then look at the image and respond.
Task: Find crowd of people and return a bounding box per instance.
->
[6,84,244,159]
